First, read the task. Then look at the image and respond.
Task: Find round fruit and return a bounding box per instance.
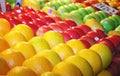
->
[23,56,53,75]
[11,24,34,40]
[90,43,112,69]
[66,39,86,54]
[77,49,102,75]
[64,55,94,76]
[6,66,37,76]
[52,61,82,76]
[29,37,50,53]
[40,72,60,76]
[97,70,112,76]
[0,18,11,35]
[13,42,36,59]
[0,48,25,68]
[42,31,64,48]
[52,43,74,60]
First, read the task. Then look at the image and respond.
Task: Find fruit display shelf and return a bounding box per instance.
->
[0,0,120,76]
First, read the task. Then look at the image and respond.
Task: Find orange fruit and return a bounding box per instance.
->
[90,43,112,69]
[23,56,53,75]
[52,61,82,76]
[0,58,10,75]
[35,50,61,66]
[66,39,86,54]
[29,36,50,53]
[42,31,64,48]
[11,24,34,40]
[51,43,74,60]
[97,70,112,76]
[40,72,60,76]
[0,48,25,68]
[13,41,36,59]
[4,31,26,47]
[77,49,102,75]
[0,18,11,35]
[0,36,9,52]
[64,55,94,76]
[6,66,37,76]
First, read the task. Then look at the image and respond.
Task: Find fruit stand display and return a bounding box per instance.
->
[0,0,120,76]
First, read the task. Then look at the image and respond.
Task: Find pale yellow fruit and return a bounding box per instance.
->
[77,49,102,75]
[6,66,37,76]
[85,18,104,31]
[52,61,83,76]
[64,55,94,76]
[13,41,36,59]
[40,72,60,76]
[34,50,61,66]
[23,56,53,75]
[90,43,112,69]
[107,30,120,36]
[51,43,74,60]
[11,24,34,41]
[97,70,112,76]
[29,36,50,53]
[42,31,64,48]
[66,39,86,54]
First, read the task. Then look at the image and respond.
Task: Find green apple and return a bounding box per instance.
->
[74,3,84,8]
[112,15,120,25]
[108,16,118,28]
[85,6,96,14]
[95,11,105,20]
[78,8,89,19]
[100,19,114,33]
[57,6,69,15]
[70,10,83,19]
[67,4,78,11]
[90,13,101,22]
[115,25,120,32]
[83,15,95,23]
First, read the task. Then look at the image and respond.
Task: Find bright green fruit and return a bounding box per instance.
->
[85,6,96,14]
[95,11,105,20]
[90,13,101,22]
[83,15,95,23]
[100,19,114,33]
[67,4,78,11]
[57,6,69,15]
[74,3,84,8]
[70,10,83,19]
[78,8,89,18]
[112,15,120,25]
[109,17,118,28]
[115,25,120,32]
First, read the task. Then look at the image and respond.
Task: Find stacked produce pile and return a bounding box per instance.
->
[0,0,120,76]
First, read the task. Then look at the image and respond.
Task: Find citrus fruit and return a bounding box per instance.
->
[64,55,94,76]
[23,56,53,75]
[42,31,64,48]
[4,31,26,47]
[29,36,50,53]
[90,43,112,69]
[6,66,37,76]
[51,43,74,60]
[0,48,25,68]
[13,41,36,59]
[0,18,11,35]
[77,49,103,75]
[97,70,112,76]
[11,24,34,40]
[52,61,82,76]
[0,36,9,52]
[40,72,60,76]
[35,50,61,66]
[0,58,10,75]
[66,39,86,54]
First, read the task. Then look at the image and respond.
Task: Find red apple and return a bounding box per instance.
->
[60,31,72,42]
[32,18,46,27]
[50,15,62,23]
[57,21,69,31]
[86,31,101,41]
[65,29,80,39]
[0,12,5,18]
[22,6,35,13]
[40,15,55,25]
[78,24,91,34]
[98,38,115,54]
[80,35,96,46]
[36,26,52,36]
[18,13,32,24]
[48,23,63,32]
[13,7,25,15]
[72,27,85,37]
[35,10,47,18]
[94,29,107,38]
[27,11,40,20]
[79,39,91,48]
[63,19,77,28]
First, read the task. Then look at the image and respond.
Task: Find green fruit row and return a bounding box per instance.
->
[57,3,84,15]
[100,15,120,33]
[43,1,70,10]
[83,11,108,23]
